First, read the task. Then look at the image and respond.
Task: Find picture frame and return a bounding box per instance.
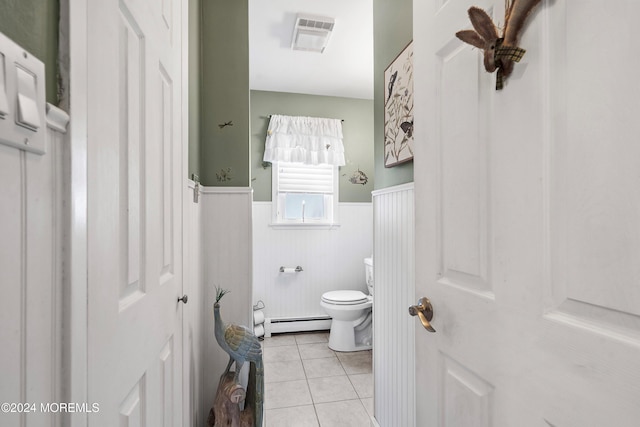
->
[383,41,414,168]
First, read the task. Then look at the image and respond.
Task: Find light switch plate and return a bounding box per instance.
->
[0,31,46,155]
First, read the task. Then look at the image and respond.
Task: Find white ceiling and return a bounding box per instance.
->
[249,0,374,100]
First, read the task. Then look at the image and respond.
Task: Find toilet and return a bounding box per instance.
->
[321,257,373,352]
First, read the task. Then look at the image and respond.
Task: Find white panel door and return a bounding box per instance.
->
[413,0,640,425]
[86,0,185,425]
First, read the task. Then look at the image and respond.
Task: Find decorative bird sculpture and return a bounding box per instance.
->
[456,0,542,89]
[213,287,263,427]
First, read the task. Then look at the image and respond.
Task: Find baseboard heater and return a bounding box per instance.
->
[264,316,331,337]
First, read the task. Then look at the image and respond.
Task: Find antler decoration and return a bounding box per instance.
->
[456,0,541,90]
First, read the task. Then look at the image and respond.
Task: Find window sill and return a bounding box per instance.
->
[269,223,341,230]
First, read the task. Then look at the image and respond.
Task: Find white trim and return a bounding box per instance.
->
[180,0,190,423]
[199,186,253,195]
[67,0,89,425]
[336,201,373,207]
[252,200,372,207]
[371,181,414,197]
[46,103,70,133]
[268,223,341,230]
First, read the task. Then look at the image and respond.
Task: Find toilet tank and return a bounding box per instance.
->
[364,257,373,295]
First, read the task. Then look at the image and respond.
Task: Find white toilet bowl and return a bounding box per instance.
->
[321,290,372,352]
[321,257,374,352]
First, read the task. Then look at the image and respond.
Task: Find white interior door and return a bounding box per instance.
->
[86,0,185,424]
[413,0,640,425]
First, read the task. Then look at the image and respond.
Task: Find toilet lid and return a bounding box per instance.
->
[322,290,369,305]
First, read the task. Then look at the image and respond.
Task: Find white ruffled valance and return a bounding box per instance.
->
[263,114,345,166]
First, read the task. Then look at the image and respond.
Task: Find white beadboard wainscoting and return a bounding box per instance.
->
[372,182,415,427]
[0,105,69,427]
[200,186,254,420]
[185,180,204,426]
[252,202,373,335]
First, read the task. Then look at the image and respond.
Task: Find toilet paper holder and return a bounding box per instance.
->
[279,266,303,273]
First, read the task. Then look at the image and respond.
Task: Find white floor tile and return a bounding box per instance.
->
[265,380,313,409]
[294,332,329,345]
[302,356,345,379]
[261,332,373,426]
[265,405,319,427]
[336,351,372,375]
[265,360,305,383]
[315,400,370,427]
[263,334,297,348]
[298,343,336,360]
[349,373,373,399]
[360,398,374,418]
[308,375,358,404]
[263,345,301,363]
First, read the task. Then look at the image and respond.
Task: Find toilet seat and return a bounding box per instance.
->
[321,290,369,305]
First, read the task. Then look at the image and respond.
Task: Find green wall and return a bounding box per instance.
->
[188,0,201,179]
[0,0,59,104]
[199,0,250,186]
[195,0,411,189]
[250,90,374,203]
[373,0,413,189]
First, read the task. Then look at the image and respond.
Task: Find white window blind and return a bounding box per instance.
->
[277,163,334,194]
[272,162,338,225]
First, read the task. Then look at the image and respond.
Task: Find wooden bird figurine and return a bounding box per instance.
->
[456,0,542,89]
[213,287,263,426]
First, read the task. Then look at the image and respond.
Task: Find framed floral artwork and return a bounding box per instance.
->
[384,41,414,167]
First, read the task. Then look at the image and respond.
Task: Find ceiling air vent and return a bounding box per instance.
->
[291,14,335,53]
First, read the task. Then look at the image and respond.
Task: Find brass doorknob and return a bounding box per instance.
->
[409,297,435,332]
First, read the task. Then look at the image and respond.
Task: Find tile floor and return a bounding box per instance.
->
[262,331,373,427]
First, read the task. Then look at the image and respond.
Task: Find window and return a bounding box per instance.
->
[272,162,338,225]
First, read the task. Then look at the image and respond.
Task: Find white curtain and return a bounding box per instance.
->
[263,114,345,166]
